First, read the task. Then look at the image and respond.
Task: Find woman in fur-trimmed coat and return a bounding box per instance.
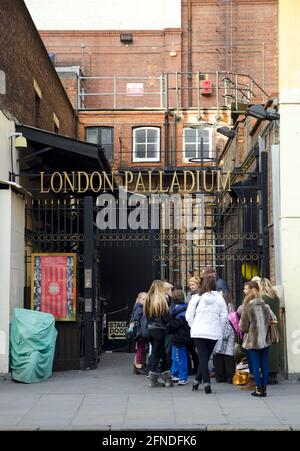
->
[239,287,276,398]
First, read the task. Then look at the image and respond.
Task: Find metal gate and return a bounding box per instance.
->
[25,196,103,370]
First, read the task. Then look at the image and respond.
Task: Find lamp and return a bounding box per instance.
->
[8,132,27,182]
[9,132,27,150]
[245,104,280,121]
[217,126,236,140]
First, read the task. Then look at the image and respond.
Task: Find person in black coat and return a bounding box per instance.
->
[167,290,190,385]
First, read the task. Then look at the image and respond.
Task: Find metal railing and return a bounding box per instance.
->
[77,71,269,113]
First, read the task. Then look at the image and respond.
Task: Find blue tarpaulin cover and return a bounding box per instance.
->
[10,308,58,383]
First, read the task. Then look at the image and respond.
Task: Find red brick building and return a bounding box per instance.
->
[25,0,277,166]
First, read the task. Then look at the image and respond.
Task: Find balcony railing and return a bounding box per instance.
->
[77,71,269,114]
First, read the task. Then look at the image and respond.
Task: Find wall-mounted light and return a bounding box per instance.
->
[245,104,280,121]
[9,132,27,150]
[120,34,133,44]
[217,126,236,140]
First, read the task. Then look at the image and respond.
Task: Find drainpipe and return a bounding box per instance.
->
[164,112,169,168]
[173,113,177,167]
[188,0,192,107]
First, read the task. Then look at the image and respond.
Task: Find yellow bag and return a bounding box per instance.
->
[232,370,248,386]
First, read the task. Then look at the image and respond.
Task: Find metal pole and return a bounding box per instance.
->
[113,77,117,108]
[176,71,179,115]
[84,196,94,369]
[164,73,169,112]
[77,73,81,110]
[160,74,163,108]
[260,151,270,278]
[216,71,219,119]
[197,72,201,119]
[187,0,193,107]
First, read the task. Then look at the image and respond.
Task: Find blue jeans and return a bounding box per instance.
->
[248,347,270,386]
[171,345,188,381]
[244,349,253,374]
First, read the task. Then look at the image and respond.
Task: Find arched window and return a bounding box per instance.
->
[133,127,160,162]
[183,127,213,162]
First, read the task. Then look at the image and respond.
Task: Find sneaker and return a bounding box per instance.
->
[171,377,180,383]
[178,380,188,385]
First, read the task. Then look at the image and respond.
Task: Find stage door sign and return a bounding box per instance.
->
[31,253,76,321]
[108,321,127,340]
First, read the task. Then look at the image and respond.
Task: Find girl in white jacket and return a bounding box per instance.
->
[186,276,228,393]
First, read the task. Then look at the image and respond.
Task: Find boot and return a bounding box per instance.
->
[204,383,212,394]
[148,371,165,388]
[251,385,263,397]
[160,370,174,388]
[262,385,267,397]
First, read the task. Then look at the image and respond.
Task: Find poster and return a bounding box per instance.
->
[31,253,76,321]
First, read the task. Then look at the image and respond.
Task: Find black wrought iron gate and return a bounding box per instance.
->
[25,196,103,370]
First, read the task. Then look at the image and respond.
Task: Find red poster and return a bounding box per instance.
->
[31,253,76,321]
[40,256,68,318]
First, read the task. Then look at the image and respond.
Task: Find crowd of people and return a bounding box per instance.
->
[128,268,280,398]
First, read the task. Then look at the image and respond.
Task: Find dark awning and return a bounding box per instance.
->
[16,124,111,173]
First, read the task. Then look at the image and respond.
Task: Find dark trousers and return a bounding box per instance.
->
[249,347,270,386]
[213,353,235,383]
[194,338,217,384]
[187,340,199,375]
[148,329,167,373]
[164,334,173,370]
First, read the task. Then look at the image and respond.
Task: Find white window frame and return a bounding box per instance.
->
[183,127,213,163]
[133,127,160,162]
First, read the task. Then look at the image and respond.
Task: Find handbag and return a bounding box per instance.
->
[232,370,248,386]
[269,321,280,344]
[228,311,243,340]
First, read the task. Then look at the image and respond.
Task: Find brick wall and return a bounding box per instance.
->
[0,0,75,136]
[37,0,278,109]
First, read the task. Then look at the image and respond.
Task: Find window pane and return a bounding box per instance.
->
[136,144,146,158]
[135,129,146,143]
[185,144,196,159]
[185,129,196,142]
[147,144,157,159]
[101,129,113,145]
[86,128,98,144]
[147,128,158,143]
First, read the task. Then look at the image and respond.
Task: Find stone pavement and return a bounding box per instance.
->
[0,353,299,430]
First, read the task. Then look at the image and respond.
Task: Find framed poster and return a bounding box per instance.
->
[31,253,76,321]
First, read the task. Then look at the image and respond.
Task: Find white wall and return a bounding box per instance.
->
[0,111,14,182]
[25,0,181,30]
[0,189,25,374]
[0,190,12,374]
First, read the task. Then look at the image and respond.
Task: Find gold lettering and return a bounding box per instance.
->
[147,171,158,193]
[63,171,75,193]
[170,171,181,193]
[102,171,114,193]
[203,170,215,192]
[124,171,134,191]
[78,171,89,193]
[196,170,201,192]
[134,171,146,192]
[217,170,231,192]
[90,172,102,193]
[158,171,169,193]
[183,170,195,193]
[40,171,50,193]
[50,172,63,193]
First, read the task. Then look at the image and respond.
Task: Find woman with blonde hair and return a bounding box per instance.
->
[259,278,280,384]
[239,287,277,397]
[144,280,172,388]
